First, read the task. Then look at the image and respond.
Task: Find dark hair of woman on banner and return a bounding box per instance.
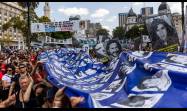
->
[149,18,179,50]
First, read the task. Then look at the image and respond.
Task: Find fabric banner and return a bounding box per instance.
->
[31,21,79,33]
[38,49,187,108]
[145,14,179,52]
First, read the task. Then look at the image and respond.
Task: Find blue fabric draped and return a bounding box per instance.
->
[38,49,187,108]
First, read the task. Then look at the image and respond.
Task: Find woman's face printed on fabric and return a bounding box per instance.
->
[170,55,187,65]
[142,76,162,88]
[156,24,167,41]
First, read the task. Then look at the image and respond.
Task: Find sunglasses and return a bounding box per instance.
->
[7,70,12,71]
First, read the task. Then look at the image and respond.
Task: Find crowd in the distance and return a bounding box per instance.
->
[0,48,84,108]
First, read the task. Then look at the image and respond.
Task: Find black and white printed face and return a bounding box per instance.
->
[119,96,146,107]
[142,77,162,89]
[169,55,187,65]
[156,24,167,41]
[95,43,107,56]
[109,43,119,58]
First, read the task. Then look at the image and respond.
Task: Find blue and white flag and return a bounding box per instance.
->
[38,49,187,108]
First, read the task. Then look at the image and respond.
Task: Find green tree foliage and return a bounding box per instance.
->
[51,31,74,40]
[96,28,109,38]
[2,2,39,49]
[112,27,126,40]
[17,2,39,49]
[125,25,140,39]
[17,2,39,9]
[139,24,149,35]
[38,16,51,23]
[125,24,148,39]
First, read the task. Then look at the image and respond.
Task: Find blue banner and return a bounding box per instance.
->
[38,49,187,108]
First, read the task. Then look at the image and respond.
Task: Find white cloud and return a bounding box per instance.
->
[106,16,117,22]
[58,7,89,16]
[91,8,110,18]
[51,10,54,14]
[102,25,110,30]
[93,18,103,22]
[133,2,143,6]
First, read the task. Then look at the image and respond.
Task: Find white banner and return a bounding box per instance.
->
[31,23,45,33]
[31,21,79,33]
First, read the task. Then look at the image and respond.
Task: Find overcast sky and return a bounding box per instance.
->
[35,2,187,35]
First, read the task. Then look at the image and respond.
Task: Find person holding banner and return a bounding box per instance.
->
[149,18,179,51]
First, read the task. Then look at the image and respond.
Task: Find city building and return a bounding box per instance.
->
[44,2,50,19]
[158,2,171,15]
[69,15,102,38]
[88,22,102,37]
[125,8,138,32]
[141,7,153,16]
[118,13,128,27]
[0,2,26,50]
[172,12,182,44]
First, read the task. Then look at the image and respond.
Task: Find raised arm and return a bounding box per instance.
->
[30,61,42,76]
[0,93,16,108]
[52,87,66,108]
[8,81,16,97]
[22,75,34,102]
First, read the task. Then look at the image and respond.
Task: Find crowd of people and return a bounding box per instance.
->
[0,48,84,108]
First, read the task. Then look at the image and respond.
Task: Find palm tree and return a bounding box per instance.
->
[17,2,39,49]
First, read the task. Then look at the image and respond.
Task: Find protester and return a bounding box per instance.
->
[0,48,87,108]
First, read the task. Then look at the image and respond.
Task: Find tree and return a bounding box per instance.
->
[112,27,126,40]
[125,25,140,39]
[2,2,41,49]
[96,28,109,38]
[38,16,51,23]
[17,2,39,49]
[2,10,39,48]
[0,33,14,47]
[17,2,39,9]
[51,31,74,40]
[125,24,148,39]
[139,24,149,35]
